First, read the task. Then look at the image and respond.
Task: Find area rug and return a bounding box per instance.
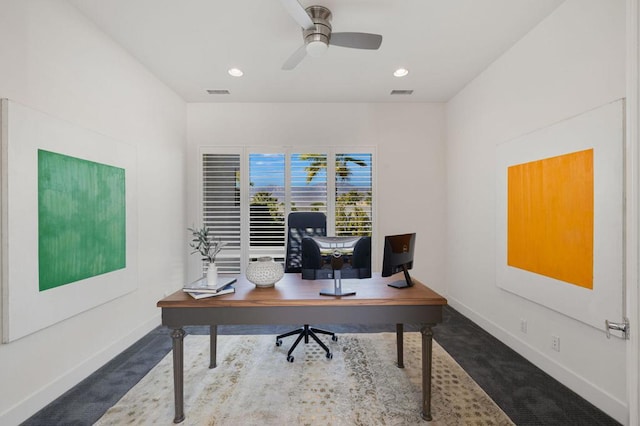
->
[95,333,513,425]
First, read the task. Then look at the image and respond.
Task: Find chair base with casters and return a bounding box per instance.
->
[280,212,337,362]
[276,325,338,362]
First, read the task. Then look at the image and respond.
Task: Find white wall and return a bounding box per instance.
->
[445,0,628,422]
[1,0,626,423]
[186,103,447,293]
[627,1,640,424]
[0,1,186,424]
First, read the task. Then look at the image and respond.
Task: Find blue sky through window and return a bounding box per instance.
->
[249,153,371,187]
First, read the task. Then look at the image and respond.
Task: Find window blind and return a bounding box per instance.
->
[335,153,373,236]
[200,148,374,273]
[290,153,328,214]
[248,153,285,261]
[202,153,241,273]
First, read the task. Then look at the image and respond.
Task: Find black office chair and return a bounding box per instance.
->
[275,212,337,362]
[301,235,372,279]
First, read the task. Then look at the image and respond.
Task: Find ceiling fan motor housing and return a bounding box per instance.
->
[303,5,332,46]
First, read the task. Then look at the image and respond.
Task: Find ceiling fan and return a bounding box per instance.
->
[280,0,383,70]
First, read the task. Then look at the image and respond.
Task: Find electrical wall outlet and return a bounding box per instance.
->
[520,319,527,333]
[551,335,560,352]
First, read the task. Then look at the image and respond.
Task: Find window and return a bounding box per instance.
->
[290,153,328,215]
[249,153,285,260]
[200,147,374,273]
[335,153,373,236]
[201,152,241,273]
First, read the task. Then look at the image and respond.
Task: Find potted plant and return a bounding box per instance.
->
[188,225,227,286]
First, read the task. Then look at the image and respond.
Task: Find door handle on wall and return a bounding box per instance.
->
[605,318,629,339]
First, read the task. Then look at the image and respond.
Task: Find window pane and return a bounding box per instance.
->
[202,153,241,273]
[249,153,285,260]
[335,153,372,236]
[291,153,327,214]
[201,149,374,271]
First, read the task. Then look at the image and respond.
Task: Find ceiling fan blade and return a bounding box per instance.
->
[282,44,308,70]
[330,32,383,50]
[280,0,315,30]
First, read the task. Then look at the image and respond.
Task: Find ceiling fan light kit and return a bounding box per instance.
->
[281,0,383,70]
[306,41,328,57]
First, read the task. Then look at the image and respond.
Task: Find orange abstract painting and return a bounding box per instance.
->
[507,149,594,289]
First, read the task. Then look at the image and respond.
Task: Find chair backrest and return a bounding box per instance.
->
[301,235,372,279]
[285,212,327,273]
[351,236,372,270]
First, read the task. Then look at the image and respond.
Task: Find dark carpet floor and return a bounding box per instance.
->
[22,306,620,425]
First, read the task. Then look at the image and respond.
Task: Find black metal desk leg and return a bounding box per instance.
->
[209,325,217,369]
[396,323,404,368]
[420,325,434,421]
[170,328,186,423]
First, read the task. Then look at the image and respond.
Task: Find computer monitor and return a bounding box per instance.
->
[381,233,416,289]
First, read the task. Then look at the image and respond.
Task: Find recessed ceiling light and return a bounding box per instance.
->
[228,68,244,77]
[393,68,409,77]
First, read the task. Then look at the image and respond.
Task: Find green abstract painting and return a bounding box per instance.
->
[38,150,126,291]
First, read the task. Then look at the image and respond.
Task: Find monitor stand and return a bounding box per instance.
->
[320,270,356,297]
[387,266,414,289]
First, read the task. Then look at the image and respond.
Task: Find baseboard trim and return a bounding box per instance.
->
[447,297,628,425]
[0,314,161,426]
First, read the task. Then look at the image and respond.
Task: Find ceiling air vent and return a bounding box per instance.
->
[390,90,413,95]
[206,89,230,95]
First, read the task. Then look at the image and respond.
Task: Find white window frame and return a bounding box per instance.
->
[198,145,377,273]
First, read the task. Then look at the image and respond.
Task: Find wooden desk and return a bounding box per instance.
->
[158,273,447,423]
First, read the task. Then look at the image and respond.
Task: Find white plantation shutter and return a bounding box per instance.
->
[248,153,286,261]
[335,153,372,236]
[290,153,328,214]
[201,153,241,273]
[199,147,374,271]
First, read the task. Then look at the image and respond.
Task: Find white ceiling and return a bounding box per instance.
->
[69,0,565,103]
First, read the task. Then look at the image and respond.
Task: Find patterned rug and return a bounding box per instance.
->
[95,333,513,425]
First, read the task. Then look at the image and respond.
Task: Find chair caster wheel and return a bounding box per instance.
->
[331,335,338,342]
[276,339,282,346]
[327,352,333,359]
[287,355,294,362]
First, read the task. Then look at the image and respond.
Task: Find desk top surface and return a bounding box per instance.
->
[158,273,447,309]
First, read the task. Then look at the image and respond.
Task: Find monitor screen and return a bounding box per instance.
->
[381,233,416,288]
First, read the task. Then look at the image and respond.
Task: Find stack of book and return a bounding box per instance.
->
[183,276,237,299]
